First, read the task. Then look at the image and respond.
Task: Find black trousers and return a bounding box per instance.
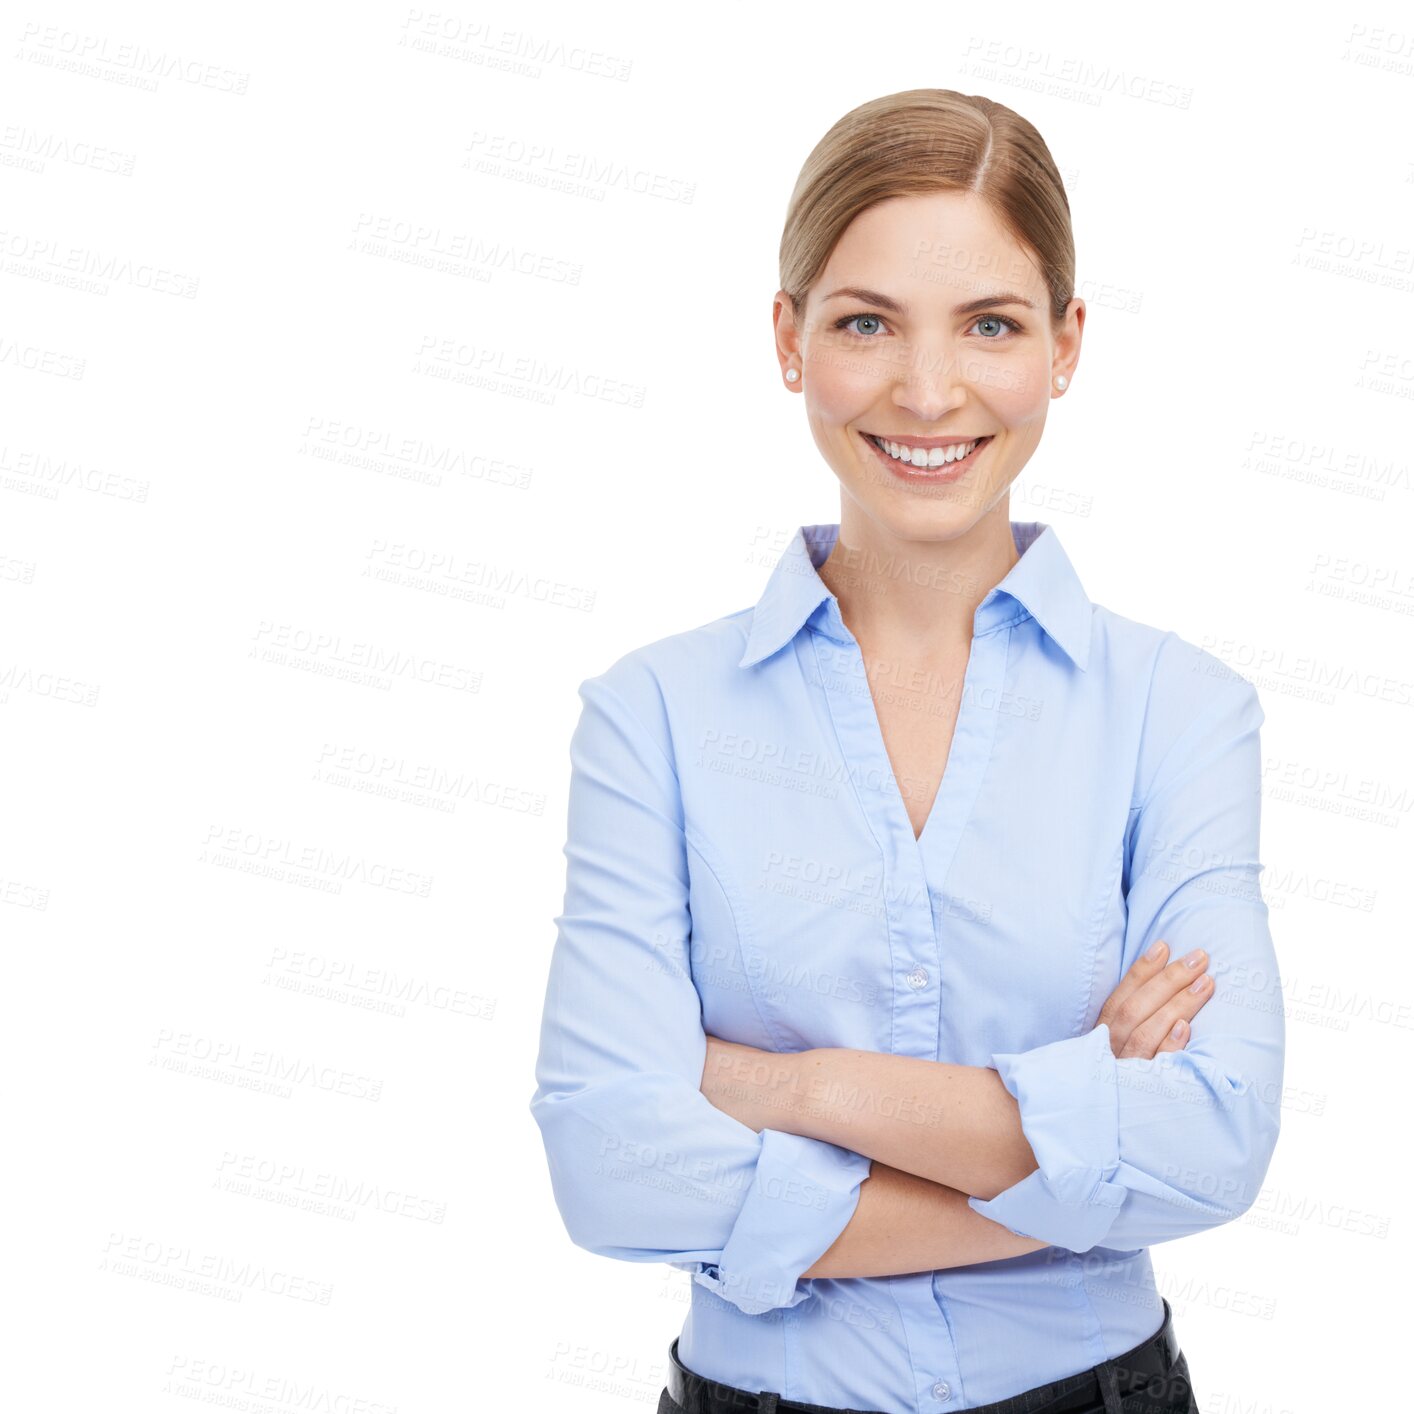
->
[657,1298,1197,1414]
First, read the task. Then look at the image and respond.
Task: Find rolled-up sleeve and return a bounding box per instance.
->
[969,649,1285,1253]
[529,663,873,1315]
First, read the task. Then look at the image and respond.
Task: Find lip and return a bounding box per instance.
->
[860,430,993,483]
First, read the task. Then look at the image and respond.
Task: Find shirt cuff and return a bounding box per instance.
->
[686,1129,872,1314]
[966,1025,1129,1252]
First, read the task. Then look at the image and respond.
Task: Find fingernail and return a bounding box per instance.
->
[1170,1020,1185,1038]
[1184,949,1205,968]
[1189,974,1209,993]
[1147,941,1167,961]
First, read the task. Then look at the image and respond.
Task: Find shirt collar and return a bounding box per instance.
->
[738,520,1093,672]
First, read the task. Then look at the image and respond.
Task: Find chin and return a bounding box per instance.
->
[849,490,987,541]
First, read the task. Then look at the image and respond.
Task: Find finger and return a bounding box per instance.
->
[1103,947,1207,1052]
[1122,949,1209,1029]
[1153,1017,1188,1055]
[1110,939,1172,1008]
[1122,972,1217,1060]
[1098,939,1173,1045]
[1149,971,1217,1056]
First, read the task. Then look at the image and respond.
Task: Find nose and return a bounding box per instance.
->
[890,341,969,423]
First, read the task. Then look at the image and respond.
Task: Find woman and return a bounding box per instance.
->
[530,89,1284,1414]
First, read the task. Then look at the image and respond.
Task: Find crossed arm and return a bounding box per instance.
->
[699,934,1223,1279]
[699,1037,1048,1277]
[703,1040,1040,1195]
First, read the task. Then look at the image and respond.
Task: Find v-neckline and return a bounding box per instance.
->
[804,611,1013,915]
[858,645,972,853]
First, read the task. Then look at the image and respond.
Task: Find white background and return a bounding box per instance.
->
[5,3,1410,1411]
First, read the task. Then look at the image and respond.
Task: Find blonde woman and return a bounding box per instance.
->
[530,89,1283,1414]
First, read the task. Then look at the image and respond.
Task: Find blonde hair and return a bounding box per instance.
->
[780,89,1074,329]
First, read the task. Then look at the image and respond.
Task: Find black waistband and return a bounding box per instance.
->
[666,1299,1183,1414]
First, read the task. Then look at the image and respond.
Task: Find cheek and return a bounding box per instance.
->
[984,359,1050,423]
[806,337,890,412]
[806,363,876,427]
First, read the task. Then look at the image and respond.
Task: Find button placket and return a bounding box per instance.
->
[807,628,936,1059]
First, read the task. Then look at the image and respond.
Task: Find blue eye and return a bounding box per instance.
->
[973,314,1023,339]
[834,312,886,337]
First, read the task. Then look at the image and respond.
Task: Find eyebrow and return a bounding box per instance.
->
[821,287,1037,316]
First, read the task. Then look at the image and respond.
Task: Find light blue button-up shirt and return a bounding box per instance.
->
[530,520,1284,1413]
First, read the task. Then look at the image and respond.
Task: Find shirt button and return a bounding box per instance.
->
[931,1379,952,1400]
[906,966,929,990]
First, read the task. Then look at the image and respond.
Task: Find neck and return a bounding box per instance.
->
[817,501,1021,655]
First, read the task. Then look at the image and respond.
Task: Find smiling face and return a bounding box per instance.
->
[775,189,1083,544]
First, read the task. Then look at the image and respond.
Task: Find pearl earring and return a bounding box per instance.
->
[786,368,800,383]
[1054,374,1068,390]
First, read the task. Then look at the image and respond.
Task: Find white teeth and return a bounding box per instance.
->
[872,435,981,467]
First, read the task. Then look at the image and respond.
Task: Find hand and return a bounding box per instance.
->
[1098,940,1215,1059]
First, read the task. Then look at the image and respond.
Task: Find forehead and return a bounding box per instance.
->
[818,191,1044,304]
